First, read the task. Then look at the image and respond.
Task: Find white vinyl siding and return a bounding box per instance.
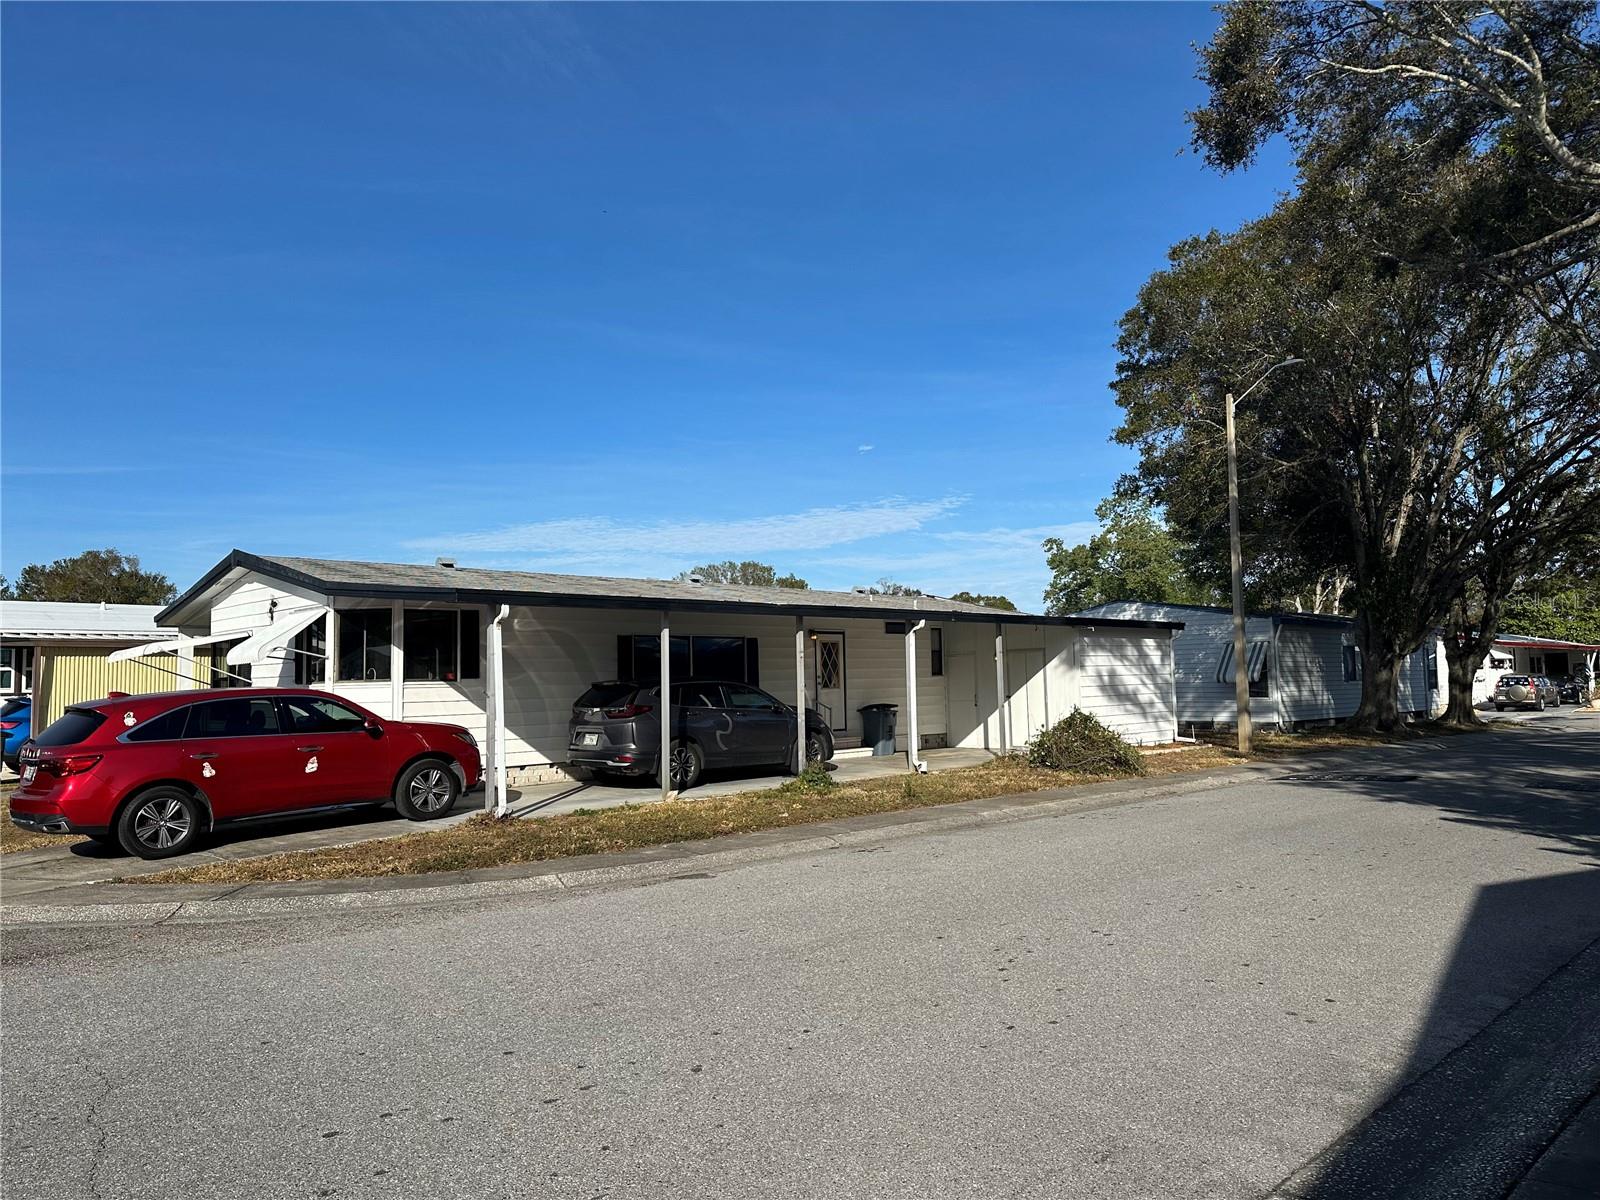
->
[206,573,329,689]
[1276,625,1362,723]
[1077,630,1175,745]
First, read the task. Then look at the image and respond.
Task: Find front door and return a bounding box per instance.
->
[945,652,979,748]
[813,633,846,732]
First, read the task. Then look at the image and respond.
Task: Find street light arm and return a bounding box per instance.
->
[1232,357,1306,407]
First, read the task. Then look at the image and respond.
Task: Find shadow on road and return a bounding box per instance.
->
[1273,728,1600,1198]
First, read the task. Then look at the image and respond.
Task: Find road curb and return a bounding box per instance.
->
[2,733,1488,928]
[3,764,1281,927]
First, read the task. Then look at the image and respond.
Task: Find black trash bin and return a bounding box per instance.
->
[858,703,899,757]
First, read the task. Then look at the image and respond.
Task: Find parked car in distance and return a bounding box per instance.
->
[1555,675,1587,705]
[568,680,834,790]
[1,696,30,768]
[1493,674,1559,711]
[9,689,480,858]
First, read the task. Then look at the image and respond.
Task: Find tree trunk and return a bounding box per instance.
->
[1349,618,1404,731]
[1441,635,1483,725]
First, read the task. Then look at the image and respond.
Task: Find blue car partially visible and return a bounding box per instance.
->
[2,697,31,768]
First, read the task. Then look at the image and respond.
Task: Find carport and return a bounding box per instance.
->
[147,551,1186,817]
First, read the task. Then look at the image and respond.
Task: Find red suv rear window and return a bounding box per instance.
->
[32,708,108,747]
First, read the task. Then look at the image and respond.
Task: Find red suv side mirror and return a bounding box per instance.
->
[365,722,385,739]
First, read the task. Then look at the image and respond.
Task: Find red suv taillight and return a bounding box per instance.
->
[0,721,18,730]
[603,703,654,719]
[39,754,102,777]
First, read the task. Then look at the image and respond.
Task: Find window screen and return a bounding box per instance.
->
[403,610,480,682]
[292,616,327,686]
[620,635,757,685]
[338,610,392,682]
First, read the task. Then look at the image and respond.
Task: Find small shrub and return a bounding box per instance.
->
[778,763,838,795]
[1025,709,1147,777]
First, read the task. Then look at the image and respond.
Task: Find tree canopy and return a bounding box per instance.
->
[1043,497,1220,615]
[0,549,177,605]
[947,591,1018,612]
[675,561,807,589]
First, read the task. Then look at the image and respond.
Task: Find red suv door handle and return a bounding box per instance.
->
[297,745,323,753]
[189,753,217,761]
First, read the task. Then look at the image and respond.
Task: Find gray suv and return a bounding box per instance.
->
[568,681,834,789]
[1493,674,1560,711]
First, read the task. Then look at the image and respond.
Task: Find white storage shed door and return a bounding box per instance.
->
[1077,633,1173,745]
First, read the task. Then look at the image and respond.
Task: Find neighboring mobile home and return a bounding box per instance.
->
[1471,633,1598,706]
[0,601,189,725]
[1074,602,1443,731]
[140,552,1185,808]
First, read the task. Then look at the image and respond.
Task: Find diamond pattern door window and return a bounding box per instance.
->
[818,641,841,689]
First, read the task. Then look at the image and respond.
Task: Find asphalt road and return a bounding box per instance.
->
[4,719,1598,1200]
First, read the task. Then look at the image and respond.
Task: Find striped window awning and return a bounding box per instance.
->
[1216,639,1270,685]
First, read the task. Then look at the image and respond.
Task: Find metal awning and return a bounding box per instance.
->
[226,605,327,665]
[106,632,238,664]
[1216,639,1270,685]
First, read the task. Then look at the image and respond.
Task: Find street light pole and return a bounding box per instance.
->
[1224,357,1303,756]
[1225,389,1252,755]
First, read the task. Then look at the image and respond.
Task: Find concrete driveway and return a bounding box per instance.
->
[1,747,997,901]
[3,721,1597,1199]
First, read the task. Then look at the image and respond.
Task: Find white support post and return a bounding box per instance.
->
[660,611,673,802]
[325,606,340,695]
[994,623,1009,753]
[795,617,807,774]
[905,619,925,772]
[177,642,199,690]
[486,604,510,816]
[390,600,405,720]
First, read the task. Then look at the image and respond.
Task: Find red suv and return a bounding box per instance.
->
[9,689,481,859]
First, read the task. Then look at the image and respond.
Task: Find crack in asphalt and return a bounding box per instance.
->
[77,1058,115,1200]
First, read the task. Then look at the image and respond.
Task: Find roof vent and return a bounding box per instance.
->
[852,586,870,595]
[687,573,705,585]
[435,557,457,570]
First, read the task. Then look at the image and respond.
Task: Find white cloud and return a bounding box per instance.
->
[857,444,875,453]
[407,496,967,557]
[810,522,1098,607]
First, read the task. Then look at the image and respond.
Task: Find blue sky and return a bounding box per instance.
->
[1,2,1291,607]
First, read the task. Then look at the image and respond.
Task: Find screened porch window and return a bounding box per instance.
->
[338,609,392,682]
[618,635,759,686]
[292,616,327,686]
[404,609,481,682]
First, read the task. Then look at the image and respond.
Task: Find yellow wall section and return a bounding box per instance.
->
[35,649,213,726]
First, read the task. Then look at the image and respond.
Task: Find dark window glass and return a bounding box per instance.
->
[282,697,369,734]
[292,616,327,686]
[1,698,27,719]
[33,709,108,747]
[126,706,190,742]
[210,643,252,689]
[1426,650,1439,691]
[691,636,745,682]
[930,628,944,677]
[631,635,690,686]
[671,684,723,708]
[1342,645,1362,682]
[403,610,480,682]
[723,685,777,710]
[885,621,907,635]
[338,610,393,682]
[459,610,480,680]
[577,683,638,709]
[187,697,281,738]
[624,635,758,685]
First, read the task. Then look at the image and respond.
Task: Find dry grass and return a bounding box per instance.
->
[134,744,1244,886]
[1,780,88,854]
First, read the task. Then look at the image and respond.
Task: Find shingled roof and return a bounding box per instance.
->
[158,550,1184,631]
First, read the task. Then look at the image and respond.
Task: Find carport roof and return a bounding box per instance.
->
[157,550,1185,632]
